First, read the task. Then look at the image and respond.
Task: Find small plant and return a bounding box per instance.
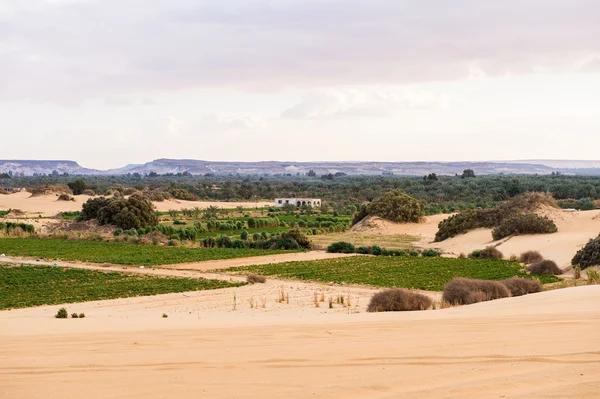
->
[55,308,68,319]
[527,260,562,275]
[246,274,267,284]
[162,313,168,318]
[519,250,544,264]
[71,313,79,318]
[78,313,85,318]
[574,265,581,279]
[320,291,325,302]
[587,269,600,284]
[328,297,333,308]
[470,247,503,259]
[326,241,355,254]
[249,297,255,309]
[233,293,237,310]
[314,292,320,307]
[501,278,541,297]
[367,289,432,312]
[409,250,419,257]
[261,297,267,308]
[421,249,440,257]
[442,278,510,305]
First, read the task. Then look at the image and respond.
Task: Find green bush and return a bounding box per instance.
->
[371,245,383,256]
[491,213,557,241]
[79,194,158,230]
[470,247,503,259]
[327,241,355,254]
[356,246,371,254]
[421,249,440,257]
[240,230,249,240]
[55,308,68,319]
[367,190,424,223]
[571,236,600,269]
[216,235,233,248]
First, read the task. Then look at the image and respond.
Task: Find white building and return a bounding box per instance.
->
[274,198,321,207]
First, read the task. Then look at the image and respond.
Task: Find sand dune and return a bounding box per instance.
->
[1,286,599,399]
[0,191,272,217]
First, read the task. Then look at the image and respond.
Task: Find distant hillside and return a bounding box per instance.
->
[0,160,100,176]
[3,158,600,176]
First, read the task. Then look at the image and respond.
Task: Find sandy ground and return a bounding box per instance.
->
[1,285,599,399]
[0,191,272,217]
[352,211,600,267]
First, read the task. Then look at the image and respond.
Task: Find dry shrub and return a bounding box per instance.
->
[519,250,544,264]
[527,260,562,275]
[247,274,267,284]
[367,288,432,312]
[442,278,511,305]
[139,231,169,246]
[82,189,96,196]
[469,246,504,259]
[501,278,541,296]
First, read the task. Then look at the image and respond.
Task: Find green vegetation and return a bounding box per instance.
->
[572,236,600,269]
[60,211,81,220]
[491,213,557,241]
[229,256,559,291]
[0,238,293,266]
[0,222,35,234]
[79,194,158,229]
[435,193,558,242]
[353,189,424,225]
[0,264,244,310]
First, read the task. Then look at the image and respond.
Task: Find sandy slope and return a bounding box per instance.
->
[1,286,599,399]
[0,191,272,217]
[350,211,600,267]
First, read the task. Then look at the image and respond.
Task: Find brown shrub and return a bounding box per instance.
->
[527,260,562,275]
[367,289,432,312]
[442,278,511,305]
[518,250,544,264]
[501,278,542,296]
[246,274,267,284]
[469,246,504,259]
[82,189,96,196]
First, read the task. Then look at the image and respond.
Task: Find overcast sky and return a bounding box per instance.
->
[1,0,600,169]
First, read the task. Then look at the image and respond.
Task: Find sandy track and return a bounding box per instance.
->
[1,286,599,399]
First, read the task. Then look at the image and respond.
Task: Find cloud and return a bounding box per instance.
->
[199,113,267,130]
[1,0,599,103]
[282,88,447,119]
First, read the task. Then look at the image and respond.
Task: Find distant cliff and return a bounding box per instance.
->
[2,158,599,176]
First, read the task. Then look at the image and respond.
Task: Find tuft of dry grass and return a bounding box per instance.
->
[501,278,541,297]
[367,289,432,312]
[587,269,600,284]
[519,250,544,265]
[469,247,504,260]
[527,260,562,275]
[574,265,581,280]
[246,274,267,284]
[442,278,510,305]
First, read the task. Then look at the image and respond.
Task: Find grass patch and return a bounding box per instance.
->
[0,264,244,310]
[230,256,560,291]
[310,233,417,250]
[0,237,294,266]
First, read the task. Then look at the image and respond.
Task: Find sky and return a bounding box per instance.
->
[1,0,600,169]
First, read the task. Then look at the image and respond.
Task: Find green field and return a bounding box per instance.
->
[229,256,560,291]
[0,238,294,266]
[0,264,244,310]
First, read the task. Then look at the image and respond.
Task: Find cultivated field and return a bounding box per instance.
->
[229,256,560,291]
[0,264,243,310]
[0,238,294,266]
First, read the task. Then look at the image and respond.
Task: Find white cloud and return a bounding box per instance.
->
[1,0,599,103]
[282,88,448,119]
[199,113,267,130]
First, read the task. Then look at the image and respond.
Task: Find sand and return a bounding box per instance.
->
[0,191,273,217]
[1,285,599,399]
[350,211,600,267]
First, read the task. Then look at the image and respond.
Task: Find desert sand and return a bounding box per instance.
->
[353,210,600,267]
[0,191,272,217]
[1,285,599,399]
